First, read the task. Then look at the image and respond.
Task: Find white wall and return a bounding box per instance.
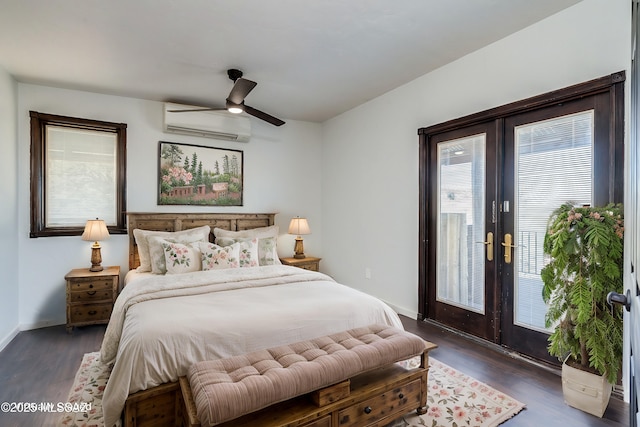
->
[322,0,631,319]
[16,85,323,328]
[0,66,19,350]
[7,0,631,377]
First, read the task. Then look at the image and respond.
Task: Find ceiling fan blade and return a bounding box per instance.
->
[228,78,257,104]
[244,104,285,126]
[167,107,226,113]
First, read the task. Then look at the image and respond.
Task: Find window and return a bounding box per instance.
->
[30,111,127,237]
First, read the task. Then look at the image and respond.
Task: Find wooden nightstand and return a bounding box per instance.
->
[65,266,120,333]
[280,256,321,272]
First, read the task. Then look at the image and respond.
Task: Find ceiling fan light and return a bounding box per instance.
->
[226,100,244,114]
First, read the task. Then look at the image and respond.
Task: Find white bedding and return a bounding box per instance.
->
[122,268,152,286]
[100,265,402,427]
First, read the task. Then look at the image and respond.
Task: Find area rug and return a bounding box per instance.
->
[59,352,525,427]
[388,357,525,427]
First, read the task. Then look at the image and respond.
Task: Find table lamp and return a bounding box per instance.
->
[288,217,311,259]
[82,219,110,272]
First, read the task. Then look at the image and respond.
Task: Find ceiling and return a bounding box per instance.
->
[0,0,581,123]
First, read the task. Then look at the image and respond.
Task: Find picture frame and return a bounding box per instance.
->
[158,141,243,206]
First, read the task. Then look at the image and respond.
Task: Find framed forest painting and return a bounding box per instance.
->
[158,141,243,206]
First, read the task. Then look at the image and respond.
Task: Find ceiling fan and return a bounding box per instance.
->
[168,69,285,126]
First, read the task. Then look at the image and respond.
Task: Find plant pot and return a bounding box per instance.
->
[562,361,612,417]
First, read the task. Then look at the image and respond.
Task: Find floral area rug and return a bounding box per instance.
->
[388,357,525,427]
[58,352,117,427]
[59,353,525,427]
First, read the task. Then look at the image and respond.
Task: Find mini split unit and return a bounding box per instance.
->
[163,102,252,142]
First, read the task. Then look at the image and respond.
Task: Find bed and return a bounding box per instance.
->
[100,212,404,427]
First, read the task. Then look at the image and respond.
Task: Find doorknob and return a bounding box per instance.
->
[501,233,517,264]
[476,232,493,262]
[607,290,631,312]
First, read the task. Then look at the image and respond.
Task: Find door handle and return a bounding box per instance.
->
[476,232,493,262]
[501,233,517,264]
[607,290,631,312]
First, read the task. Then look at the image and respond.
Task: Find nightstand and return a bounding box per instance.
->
[65,266,120,333]
[279,256,321,272]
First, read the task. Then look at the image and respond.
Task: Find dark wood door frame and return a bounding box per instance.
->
[418,71,625,334]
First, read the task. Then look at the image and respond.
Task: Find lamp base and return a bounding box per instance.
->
[293,237,306,259]
[90,245,103,272]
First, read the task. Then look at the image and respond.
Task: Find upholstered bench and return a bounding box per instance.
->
[178,324,437,427]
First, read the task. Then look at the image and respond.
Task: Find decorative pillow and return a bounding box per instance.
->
[133,225,211,272]
[216,236,279,266]
[214,225,281,265]
[199,242,240,270]
[161,241,202,275]
[237,238,259,268]
[147,232,209,274]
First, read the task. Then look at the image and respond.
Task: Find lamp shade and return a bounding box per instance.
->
[288,217,311,235]
[82,219,110,242]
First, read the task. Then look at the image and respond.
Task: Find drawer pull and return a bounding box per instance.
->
[398,393,404,399]
[88,310,97,315]
[89,284,94,289]
[363,406,372,414]
[86,291,97,296]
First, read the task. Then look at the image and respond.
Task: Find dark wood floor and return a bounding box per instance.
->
[0,316,629,426]
[0,324,105,427]
[401,317,628,427]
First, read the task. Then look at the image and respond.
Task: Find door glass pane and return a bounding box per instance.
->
[437,134,486,313]
[514,111,593,331]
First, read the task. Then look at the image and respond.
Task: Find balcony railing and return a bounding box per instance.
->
[518,230,545,275]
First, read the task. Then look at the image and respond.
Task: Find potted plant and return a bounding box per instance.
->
[541,202,624,417]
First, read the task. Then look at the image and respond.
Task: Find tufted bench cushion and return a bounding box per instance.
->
[187,324,426,426]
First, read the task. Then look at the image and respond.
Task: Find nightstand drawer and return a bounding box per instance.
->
[69,289,113,303]
[69,303,113,324]
[69,277,113,292]
[337,378,422,426]
[280,257,321,272]
[297,263,319,271]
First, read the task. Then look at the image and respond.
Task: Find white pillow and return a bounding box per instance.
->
[213,225,278,240]
[199,242,240,270]
[161,241,201,275]
[214,225,281,265]
[133,225,210,272]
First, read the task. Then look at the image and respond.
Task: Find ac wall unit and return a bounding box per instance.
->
[163,102,251,142]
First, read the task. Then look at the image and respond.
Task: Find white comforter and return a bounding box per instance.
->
[100,265,402,427]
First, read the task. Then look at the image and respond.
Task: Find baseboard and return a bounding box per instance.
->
[19,319,64,331]
[0,326,20,353]
[383,300,417,320]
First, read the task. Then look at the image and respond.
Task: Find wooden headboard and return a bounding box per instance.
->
[127,212,276,270]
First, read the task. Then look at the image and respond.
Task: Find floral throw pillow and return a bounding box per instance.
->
[148,233,208,274]
[237,238,259,268]
[161,241,201,274]
[199,242,240,270]
[133,225,210,272]
[213,225,281,266]
[216,236,277,266]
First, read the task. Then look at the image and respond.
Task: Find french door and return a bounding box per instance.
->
[426,122,499,341]
[418,73,624,362]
